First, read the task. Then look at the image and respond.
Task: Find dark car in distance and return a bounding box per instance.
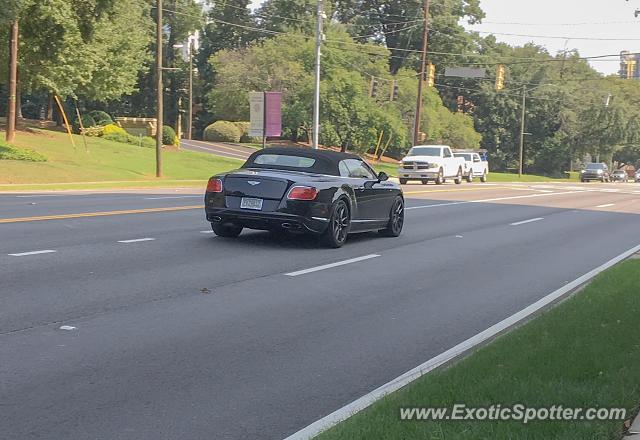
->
[580,163,610,182]
[204,148,404,248]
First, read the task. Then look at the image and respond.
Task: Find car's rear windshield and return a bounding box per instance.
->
[613,170,626,174]
[586,163,605,169]
[408,147,442,157]
[251,154,316,169]
[454,153,472,161]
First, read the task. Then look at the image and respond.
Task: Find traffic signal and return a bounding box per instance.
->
[427,63,436,87]
[626,60,637,79]
[370,78,380,98]
[390,80,400,101]
[495,64,506,90]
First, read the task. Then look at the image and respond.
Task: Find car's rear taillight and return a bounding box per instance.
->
[287,185,318,201]
[206,178,223,193]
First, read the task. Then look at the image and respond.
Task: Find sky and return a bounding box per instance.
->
[250,0,640,75]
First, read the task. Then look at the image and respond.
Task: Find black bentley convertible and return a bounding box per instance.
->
[204,148,404,247]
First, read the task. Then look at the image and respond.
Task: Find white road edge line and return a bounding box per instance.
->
[117,238,156,244]
[8,250,57,257]
[405,190,580,211]
[596,203,615,208]
[510,217,544,226]
[285,254,381,277]
[283,242,640,440]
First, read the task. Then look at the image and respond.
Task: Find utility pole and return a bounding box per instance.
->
[519,85,526,177]
[312,0,324,150]
[155,0,163,178]
[413,0,430,146]
[188,39,194,141]
[6,20,19,143]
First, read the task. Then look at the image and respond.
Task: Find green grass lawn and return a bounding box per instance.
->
[317,259,640,440]
[0,129,242,190]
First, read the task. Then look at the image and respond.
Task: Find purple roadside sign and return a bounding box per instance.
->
[264,92,282,137]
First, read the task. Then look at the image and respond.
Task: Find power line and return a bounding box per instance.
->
[475,30,640,42]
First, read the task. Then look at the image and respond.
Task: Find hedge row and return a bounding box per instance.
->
[203,120,262,143]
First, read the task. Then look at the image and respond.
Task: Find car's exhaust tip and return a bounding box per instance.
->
[281,222,301,230]
[211,216,222,222]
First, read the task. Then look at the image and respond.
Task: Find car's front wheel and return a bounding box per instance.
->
[321,199,350,248]
[435,169,444,185]
[380,197,404,237]
[480,171,488,183]
[466,169,474,183]
[399,178,408,185]
[211,222,243,237]
[454,168,463,185]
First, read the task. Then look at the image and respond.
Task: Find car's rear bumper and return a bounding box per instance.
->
[205,207,329,234]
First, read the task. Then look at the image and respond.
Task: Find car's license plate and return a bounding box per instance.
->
[240,197,263,210]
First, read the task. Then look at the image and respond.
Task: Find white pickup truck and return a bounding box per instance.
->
[453,151,489,183]
[398,145,465,185]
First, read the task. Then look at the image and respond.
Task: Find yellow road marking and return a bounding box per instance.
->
[404,185,513,195]
[0,205,203,224]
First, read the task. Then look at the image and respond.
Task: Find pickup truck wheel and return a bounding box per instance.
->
[466,169,474,183]
[399,178,408,185]
[454,168,463,184]
[480,171,488,183]
[421,179,429,185]
[435,169,444,185]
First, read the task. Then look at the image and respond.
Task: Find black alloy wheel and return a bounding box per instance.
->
[322,199,350,248]
[380,197,405,237]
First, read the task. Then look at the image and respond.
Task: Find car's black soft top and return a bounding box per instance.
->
[241,147,362,176]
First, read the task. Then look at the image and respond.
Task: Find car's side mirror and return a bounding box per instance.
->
[377,171,389,182]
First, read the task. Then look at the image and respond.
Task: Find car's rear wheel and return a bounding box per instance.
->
[421,179,429,185]
[380,197,404,237]
[435,169,444,185]
[466,169,474,183]
[399,178,408,185]
[321,199,350,248]
[454,168,463,185]
[211,222,243,237]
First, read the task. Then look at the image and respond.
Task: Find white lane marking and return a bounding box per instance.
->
[144,195,202,200]
[8,250,57,257]
[59,325,77,331]
[284,242,640,440]
[596,203,615,208]
[510,217,544,226]
[15,194,73,198]
[200,230,214,234]
[406,191,579,211]
[117,238,156,244]
[285,254,381,277]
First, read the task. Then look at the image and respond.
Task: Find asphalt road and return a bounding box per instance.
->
[1,182,640,440]
[181,139,256,160]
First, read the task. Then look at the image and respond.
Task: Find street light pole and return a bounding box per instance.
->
[155,0,163,178]
[312,0,324,150]
[519,85,526,177]
[413,0,430,146]
[6,20,19,143]
[188,39,194,141]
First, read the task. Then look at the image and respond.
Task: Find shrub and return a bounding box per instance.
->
[103,132,131,144]
[82,126,105,137]
[72,114,96,134]
[102,123,128,136]
[204,121,242,142]
[141,136,156,148]
[88,110,113,126]
[162,126,177,145]
[233,121,262,143]
[0,143,47,162]
[103,132,156,149]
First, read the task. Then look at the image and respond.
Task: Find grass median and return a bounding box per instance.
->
[317,258,640,440]
[0,129,242,190]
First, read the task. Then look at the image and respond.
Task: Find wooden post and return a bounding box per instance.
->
[6,20,19,142]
